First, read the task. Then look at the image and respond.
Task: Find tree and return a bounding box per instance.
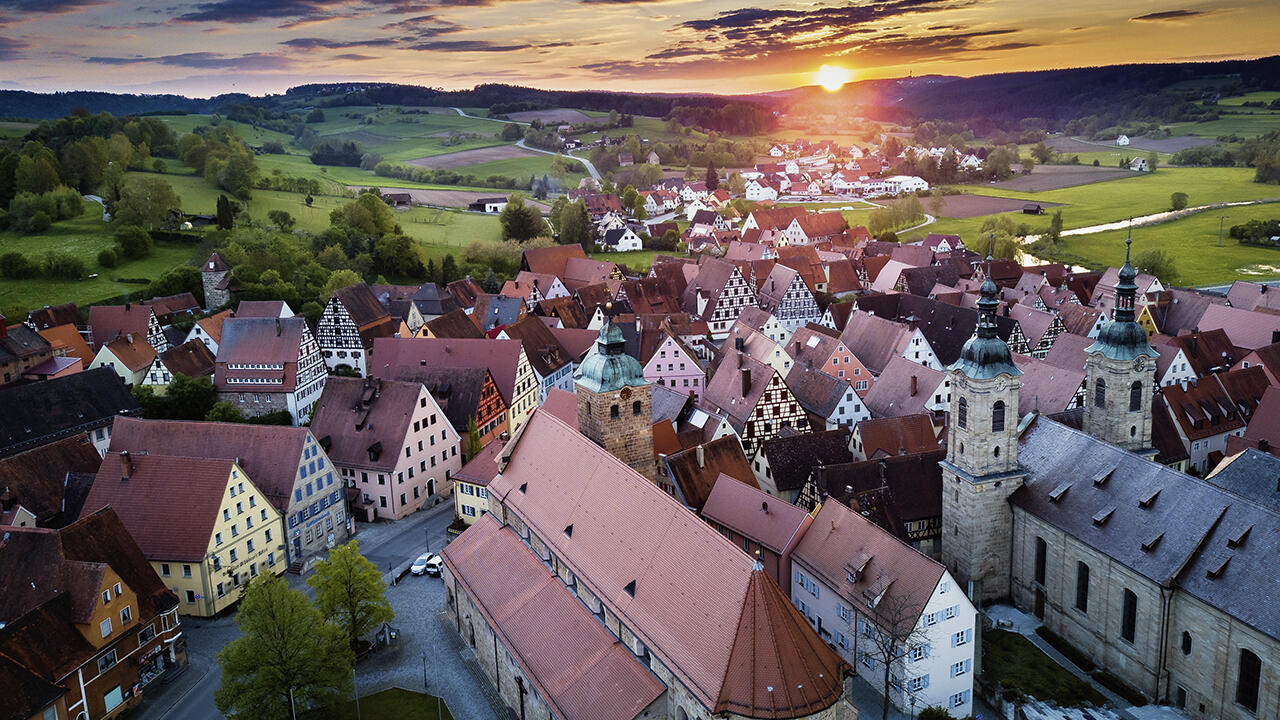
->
[861,591,930,720]
[216,195,235,230]
[928,190,946,218]
[1021,155,1036,174]
[1147,151,1159,173]
[440,254,460,284]
[499,194,544,242]
[483,267,500,293]
[501,123,523,141]
[372,234,425,278]
[306,108,325,123]
[114,175,181,230]
[205,402,246,423]
[322,269,363,299]
[1134,249,1177,283]
[167,374,218,420]
[558,200,592,250]
[267,210,295,232]
[1030,140,1054,164]
[97,247,118,268]
[1170,192,1189,211]
[727,171,746,196]
[114,225,153,260]
[215,574,353,720]
[705,163,719,190]
[307,542,395,652]
[467,417,483,459]
[1044,209,1064,247]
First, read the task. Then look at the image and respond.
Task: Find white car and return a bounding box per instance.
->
[410,553,442,576]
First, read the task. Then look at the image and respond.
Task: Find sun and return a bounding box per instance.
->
[815,64,850,92]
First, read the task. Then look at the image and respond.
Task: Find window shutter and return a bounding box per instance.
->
[967,628,973,644]
[951,633,957,648]
[924,643,931,658]
[922,674,930,689]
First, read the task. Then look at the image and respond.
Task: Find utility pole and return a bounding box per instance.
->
[353,667,362,720]
[1219,215,1229,247]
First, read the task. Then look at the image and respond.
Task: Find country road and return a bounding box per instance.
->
[516,137,602,181]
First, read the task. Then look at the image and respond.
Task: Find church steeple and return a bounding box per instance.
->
[1084,232,1159,452]
[953,255,1022,380]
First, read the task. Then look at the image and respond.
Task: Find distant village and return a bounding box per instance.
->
[2,132,1278,720]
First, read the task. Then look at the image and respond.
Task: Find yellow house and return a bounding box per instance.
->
[83,451,287,617]
[452,436,504,526]
[1136,303,1158,338]
[510,345,539,429]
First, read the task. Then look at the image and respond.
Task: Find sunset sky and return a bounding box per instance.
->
[0,0,1274,97]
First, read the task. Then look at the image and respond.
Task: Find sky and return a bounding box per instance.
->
[0,0,1275,97]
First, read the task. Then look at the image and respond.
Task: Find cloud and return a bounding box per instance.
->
[0,35,27,60]
[282,37,399,50]
[407,39,531,52]
[1130,9,1205,22]
[86,51,295,70]
[333,53,379,61]
[0,0,108,14]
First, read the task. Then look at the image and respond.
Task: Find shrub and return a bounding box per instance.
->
[1091,669,1148,706]
[0,252,37,279]
[1170,192,1189,211]
[97,247,119,268]
[42,252,85,280]
[918,707,954,720]
[114,225,153,259]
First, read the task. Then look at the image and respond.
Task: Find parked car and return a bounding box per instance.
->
[410,553,443,576]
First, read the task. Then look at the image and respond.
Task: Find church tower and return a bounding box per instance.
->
[574,314,655,481]
[1084,235,1158,453]
[941,258,1025,604]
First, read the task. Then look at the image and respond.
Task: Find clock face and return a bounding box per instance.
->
[1134,357,1147,371]
[620,387,633,400]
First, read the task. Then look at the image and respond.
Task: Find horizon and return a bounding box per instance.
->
[0,0,1275,97]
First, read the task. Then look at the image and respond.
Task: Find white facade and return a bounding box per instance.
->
[903,329,945,371]
[744,179,778,202]
[824,386,870,429]
[791,566,976,717]
[316,296,370,376]
[1158,349,1198,387]
[764,273,823,334]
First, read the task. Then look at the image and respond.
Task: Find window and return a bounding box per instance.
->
[942,605,958,620]
[992,400,1006,432]
[183,564,192,578]
[632,400,642,415]
[97,649,118,673]
[950,691,970,709]
[215,532,223,546]
[909,675,929,692]
[1034,537,1047,585]
[138,624,156,644]
[1075,561,1090,613]
[957,397,967,429]
[247,539,255,552]
[185,590,196,604]
[100,618,112,638]
[101,590,111,605]
[1094,377,1106,408]
[952,629,970,647]
[610,404,620,418]
[951,659,970,677]
[1130,381,1143,412]
[838,603,851,622]
[1121,589,1137,643]
[1181,631,1192,655]
[160,563,171,577]
[910,645,928,662]
[1237,648,1261,712]
[120,606,132,624]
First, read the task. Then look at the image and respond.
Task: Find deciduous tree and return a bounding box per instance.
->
[114,175,180,230]
[499,193,544,242]
[307,542,395,652]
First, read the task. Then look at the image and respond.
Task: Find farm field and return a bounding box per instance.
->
[407,145,539,170]
[935,194,1062,219]
[1046,201,1280,287]
[254,152,502,194]
[506,109,592,124]
[1166,112,1280,138]
[434,155,587,187]
[0,204,203,317]
[978,164,1136,192]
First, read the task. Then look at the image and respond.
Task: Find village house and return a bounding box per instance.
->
[87,304,169,355]
[316,283,396,376]
[141,339,216,391]
[601,226,643,252]
[683,258,756,340]
[700,347,808,458]
[0,508,187,720]
[641,321,706,399]
[783,213,850,246]
[213,317,327,424]
[451,437,504,525]
[0,367,140,459]
[751,428,852,502]
[756,264,823,333]
[0,318,54,387]
[182,309,232,355]
[1158,367,1266,473]
[88,334,156,387]
[108,416,351,574]
[660,436,757,512]
[381,364,510,457]
[310,377,461,522]
[701,475,813,590]
[498,315,576,398]
[785,363,870,430]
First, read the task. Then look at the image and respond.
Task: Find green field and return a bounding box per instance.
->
[1167,113,1280,139]
[1047,201,1280,286]
[0,203,202,317]
[439,154,587,186]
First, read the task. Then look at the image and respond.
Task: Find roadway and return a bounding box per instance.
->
[134,500,459,720]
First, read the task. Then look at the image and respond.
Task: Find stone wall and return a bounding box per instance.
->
[1083,355,1154,452]
[577,382,656,480]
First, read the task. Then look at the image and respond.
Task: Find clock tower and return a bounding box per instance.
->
[1084,234,1159,453]
[941,256,1025,604]
[574,314,656,480]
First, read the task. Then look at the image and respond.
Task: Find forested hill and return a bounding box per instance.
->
[0,90,247,120]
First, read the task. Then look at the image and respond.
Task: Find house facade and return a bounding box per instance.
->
[757,265,822,334]
[316,284,395,376]
[642,330,705,399]
[213,317,327,424]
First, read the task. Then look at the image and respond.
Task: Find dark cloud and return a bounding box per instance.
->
[1130,9,1205,21]
[0,35,27,60]
[407,39,531,52]
[333,53,379,60]
[87,51,295,70]
[0,0,108,14]
[282,37,399,50]
[577,0,675,3]
[176,0,454,24]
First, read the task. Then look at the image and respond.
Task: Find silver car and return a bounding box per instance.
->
[410,553,442,576]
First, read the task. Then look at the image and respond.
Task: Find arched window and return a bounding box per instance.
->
[1237,648,1261,712]
[610,404,620,419]
[992,400,1006,432]
[957,397,968,429]
[1094,378,1107,409]
[632,400,642,416]
[1129,381,1143,412]
[1181,631,1192,656]
[1075,561,1090,613]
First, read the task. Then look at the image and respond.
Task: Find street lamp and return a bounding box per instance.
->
[353,667,362,720]
[425,527,431,554]
[421,651,428,689]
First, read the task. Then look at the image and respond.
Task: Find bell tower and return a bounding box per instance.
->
[574,313,655,480]
[1084,233,1158,453]
[941,256,1025,604]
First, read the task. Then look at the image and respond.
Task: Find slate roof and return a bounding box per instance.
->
[310,378,426,473]
[441,515,665,720]
[813,449,945,537]
[472,294,524,334]
[793,501,945,627]
[26,302,80,331]
[854,294,1017,366]
[0,367,139,459]
[486,410,848,717]
[108,416,310,512]
[369,284,419,324]
[1205,449,1280,514]
[0,436,106,526]
[785,364,849,420]
[83,452,236,562]
[854,414,940,459]
[157,339,216,378]
[760,428,853,492]
[663,435,757,511]
[411,282,460,317]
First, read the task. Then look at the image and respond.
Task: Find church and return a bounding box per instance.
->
[941,243,1280,720]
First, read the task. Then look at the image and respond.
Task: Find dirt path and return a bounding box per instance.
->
[1022,198,1280,244]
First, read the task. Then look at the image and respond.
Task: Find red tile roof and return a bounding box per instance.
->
[488,410,847,717]
[83,452,236,562]
[158,339,216,378]
[854,414,940,459]
[0,436,103,525]
[310,377,430,473]
[663,435,757,511]
[702,475,812,555]
[441,515,664,720]
[87,304,155,350]
[36,323,92,366]
[372,337,525,408]
[104,334,157,372]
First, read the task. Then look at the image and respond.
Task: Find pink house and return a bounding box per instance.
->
[643,328,705,399]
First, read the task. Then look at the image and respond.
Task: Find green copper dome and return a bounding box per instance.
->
[951,257,1021,380]
[574,320,648,394]
[1087,234,1158,362]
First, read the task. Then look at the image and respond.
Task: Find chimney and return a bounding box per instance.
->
[1189,336,1198,356]
[1260,439,1270,452]
[275,318,282,336]
[735,336,745,352]
[695,445,705,468]
[125,302,131,311]
[1262,285,1268,294]
[740,367,751,396]
[1273,330,1280,345]
[120,451,133,481]
[910,375,918,396]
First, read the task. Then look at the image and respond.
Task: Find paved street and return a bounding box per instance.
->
[131,499,484,720]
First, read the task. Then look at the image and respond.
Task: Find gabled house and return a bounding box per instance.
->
[756,264,822,333]
[700,349,808,457]
[213,317,327,425]
[108,416,351,573]
[721,327,793,377]
[850,414,940,461]
[1157,329,1242,387]
[1007,304,1064,358]
[1159,366,1268,473]
[786,325,874,393]
[751,428,852,502]
[683,258,756,340]
[642,323,705,399]
[316,283,396,376]
[407,282,460,330]
[601,227,643,252]
[498,315,576,397]
[783,213,849,246]
[88,334,157,387]
[82,452,286,617]
[0,320,54,386]
[25,302,81,333]
[786,364,869,430]
[862,355,950,419]
[0,435,102,528]
[182,309,232,354]
[734,306,791,346]
[790,501,976,717]
[310,377,461,522]
[0,367,140,458]
[701,475,813,589]
[87,304,169,354]
[36,322,93,369]
[504,272,570,307]
[379,365,509,456]
[142,339,216,390]
[661,435,757,512]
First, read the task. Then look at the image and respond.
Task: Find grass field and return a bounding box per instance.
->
[0,121,35,138]
[596,249,663,272]
[1046,201,1280,286]
[398,209,503,264]
[1167,113,1280,139]
[984,629,1107,707]
[432,154,587,186]
[0,204,203,317]
[303,688,453,720]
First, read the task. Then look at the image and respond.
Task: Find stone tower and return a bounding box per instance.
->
[201,252,231,311]
[574,316,655,481]
[941,258,1025,604]
[1084,234,1158,453]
